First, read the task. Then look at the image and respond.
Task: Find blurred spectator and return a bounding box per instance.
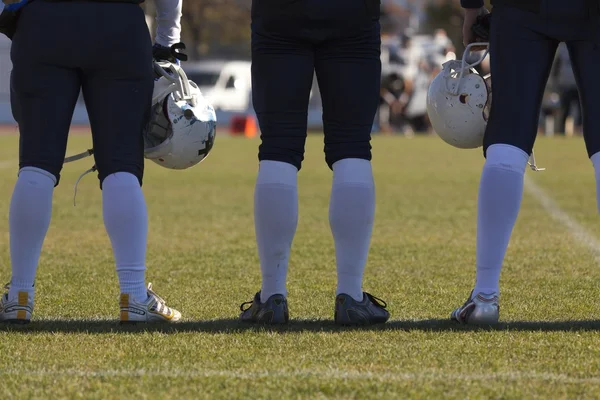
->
[381,33,405,65]
[553,43,582,136]
[422,0,463,58]
[433,29,455,56]
[379,73,407,133]
[402,58,432,134]
[378,28,456,135]
[381,0,427,34]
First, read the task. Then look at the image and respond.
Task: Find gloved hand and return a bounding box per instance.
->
[471,12,491,42]
[0,0,32,39]
[152,42,188,65]
[462,7,489,49]
[5,0,32,12]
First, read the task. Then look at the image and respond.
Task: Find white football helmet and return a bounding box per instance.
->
[426,42,544,171]
[426,42,491,149]
[143,61,217,169]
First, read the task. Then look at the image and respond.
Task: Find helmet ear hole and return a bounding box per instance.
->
[426,62,488,149]
[144,68,217,169]
[184,109,194,120]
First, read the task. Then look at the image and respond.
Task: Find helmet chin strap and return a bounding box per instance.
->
[528,150,545,172]
[451,42,490,96]
[64,149,96,206]
[153,61,196,106]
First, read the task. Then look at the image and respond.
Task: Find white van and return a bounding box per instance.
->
[183,60,252,112]
[182,59,325,130]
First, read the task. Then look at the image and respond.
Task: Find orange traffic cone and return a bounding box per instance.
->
[230,114,258,138]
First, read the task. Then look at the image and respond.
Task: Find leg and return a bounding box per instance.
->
[250,25,314,305]
[567,40,600,210]
[315,17,380,300]
[79,3,154,305]
[453,6,558,324]
[570,88,583,133]
[5,9,81,314]
[477,6,558,293]
[314,5,389,325]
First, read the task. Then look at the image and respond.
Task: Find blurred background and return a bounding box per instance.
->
[0,0,582,137]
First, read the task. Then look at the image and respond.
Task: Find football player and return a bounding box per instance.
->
[0,0,184,324]
[452,0,600,324]
[239,0,390,326]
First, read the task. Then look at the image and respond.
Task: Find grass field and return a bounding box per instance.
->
[1,132,600,398]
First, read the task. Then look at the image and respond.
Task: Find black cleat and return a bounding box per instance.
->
[239,291,289,325]
[334,292,390,326]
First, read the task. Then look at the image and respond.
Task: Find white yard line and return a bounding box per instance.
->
[0,368,599,384]
[524,175,600,262]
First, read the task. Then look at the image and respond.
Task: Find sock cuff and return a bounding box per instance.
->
[257,160,298,185]
[116,265,146,273]
[103,172,141,188]
[117,269,146,283]
[10,277,35,289]
[332,158,373,184]
[485,144,529,173]
[18,167,57,186]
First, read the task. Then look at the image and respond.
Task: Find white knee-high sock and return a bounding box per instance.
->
[254,160,298,303]
[102,172,148,302]
[330,158,375,302]
[8,167,56,300]
[590,152,600,213]
[474,144,529,296]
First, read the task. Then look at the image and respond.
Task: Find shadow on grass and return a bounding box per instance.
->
[3,318,600,334]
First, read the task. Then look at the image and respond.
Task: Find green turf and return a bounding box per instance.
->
[1,133,600,399]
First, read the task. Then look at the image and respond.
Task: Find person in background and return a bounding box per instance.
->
[554,43,582,136]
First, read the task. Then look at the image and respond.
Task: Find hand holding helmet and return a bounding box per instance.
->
[462,7,490,51]
[426,42,491,149]
[144,60,217,170]
[152,42,188,70]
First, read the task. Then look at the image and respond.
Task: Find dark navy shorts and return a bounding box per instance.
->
[485,0,600,157]
[251,0,381,170]
[10,0,153,186]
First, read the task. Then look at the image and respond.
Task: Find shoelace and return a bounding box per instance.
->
[365,292,387,309]
[240,299,254,312]
[146,283,167,306]
[240,292,262,312]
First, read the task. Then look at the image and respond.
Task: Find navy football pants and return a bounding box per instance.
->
[485,0,600,157]
[10,1,153,186]
[251,0,381,170]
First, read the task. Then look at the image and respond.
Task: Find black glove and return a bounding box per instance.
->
[471,13,491,42]
[152,42,189,64]
[0,0,33,40]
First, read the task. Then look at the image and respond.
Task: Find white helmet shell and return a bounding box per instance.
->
[426,43,491,149]
[144,61,217,170]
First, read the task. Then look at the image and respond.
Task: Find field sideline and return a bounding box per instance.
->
[1,132,600,398]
